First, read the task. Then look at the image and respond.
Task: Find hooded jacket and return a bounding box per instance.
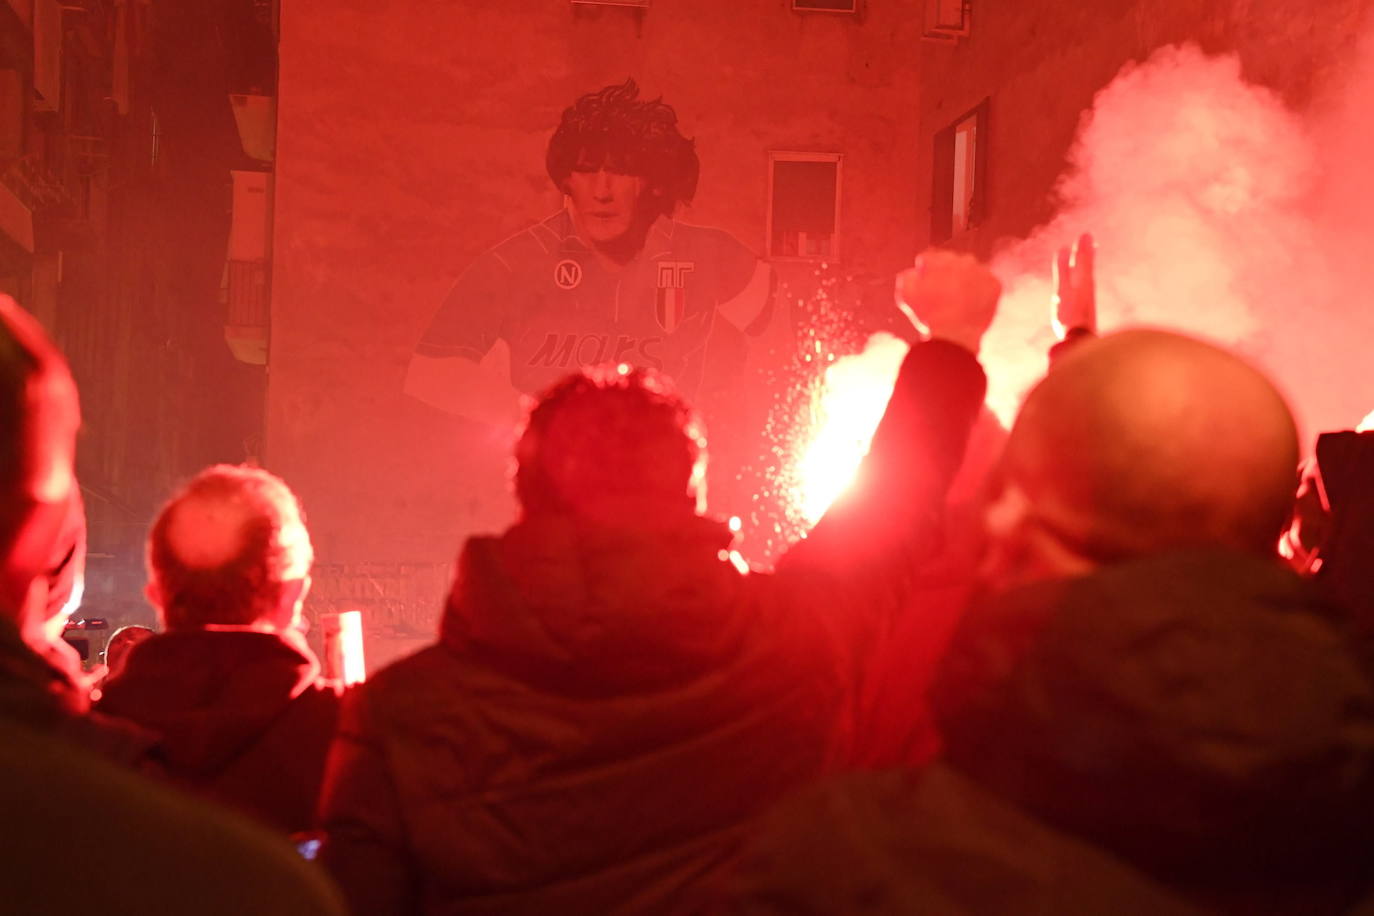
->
[0,618,343,913]
[0,616,156,767]
[97,628,341,834]
[734,550,1374,914]
[317,339,988,915]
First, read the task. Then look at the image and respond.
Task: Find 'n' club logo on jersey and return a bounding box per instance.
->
[554,259,583,290]
[655,261,694,332]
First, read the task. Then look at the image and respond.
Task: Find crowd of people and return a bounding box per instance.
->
[2,84,1373,916]
[3,231,1373,914]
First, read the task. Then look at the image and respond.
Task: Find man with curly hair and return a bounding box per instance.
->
[318,253,999,914]
[405,79,775,429]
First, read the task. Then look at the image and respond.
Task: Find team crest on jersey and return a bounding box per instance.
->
[655,261,694,332]
[554,259,583,290]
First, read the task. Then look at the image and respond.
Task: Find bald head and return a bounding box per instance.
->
[148,466,312,629]
[999,330,1298,565]
[164,492,262,570]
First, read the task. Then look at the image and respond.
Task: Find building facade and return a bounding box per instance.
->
[0,0,275,639]
[915,0,1373,255]
[271,0,1374,665]
[270,0,936,663]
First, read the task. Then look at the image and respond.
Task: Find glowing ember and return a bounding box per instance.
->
[792,334,909,524]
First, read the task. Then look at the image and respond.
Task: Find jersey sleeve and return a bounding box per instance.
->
[712,228,764,304]
[709,228,774,333]
[414,251,512,361]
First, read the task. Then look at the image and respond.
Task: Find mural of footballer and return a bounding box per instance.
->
[405,79,777,430]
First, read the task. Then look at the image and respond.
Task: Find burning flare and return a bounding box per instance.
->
[792,334,908,524]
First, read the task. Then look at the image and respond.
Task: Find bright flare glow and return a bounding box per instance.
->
[1358,409,1374,432]
[792,334,909,524]
[322,610,367,685]
[980,42,1374,438]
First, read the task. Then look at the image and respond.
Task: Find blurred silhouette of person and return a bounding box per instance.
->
[1283,430,1374,653]
[0,300,149,764]
[102,624,155,682]
[735,325,1374,915]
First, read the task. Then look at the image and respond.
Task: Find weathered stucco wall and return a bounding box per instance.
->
[269,1,925,652]
[273,0,1374,659]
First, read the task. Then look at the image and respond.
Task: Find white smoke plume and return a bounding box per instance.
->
[982,41,1374,441]
[777,38,1374,538]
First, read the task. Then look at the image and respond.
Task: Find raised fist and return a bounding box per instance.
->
[895,250,1001,353]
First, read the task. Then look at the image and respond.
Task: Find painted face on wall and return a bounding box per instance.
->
[565,157,650,247]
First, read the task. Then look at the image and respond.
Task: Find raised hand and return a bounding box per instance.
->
[895,250,1001,354]
[1052,232,1096,340]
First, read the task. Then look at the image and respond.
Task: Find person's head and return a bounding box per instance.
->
[146,465,313,632]
[40,486,86,643]
[102,624,154,680]
[514,364,706,527]
[546,79,698,247]
[0,297,81,644]
[981,329,1299,589]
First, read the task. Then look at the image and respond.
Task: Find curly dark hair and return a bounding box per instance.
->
[514,365,707,520]
[546,78,700,220]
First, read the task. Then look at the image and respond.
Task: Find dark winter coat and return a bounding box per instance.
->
[98,628,341,834]
[0,616,156,767]
[1,715,346,915]
[316,340,988,915]
[0,617,343,914]
[734,550,1374,915]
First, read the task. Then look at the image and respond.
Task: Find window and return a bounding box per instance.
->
[768,152,842,261]
[923,0,971,42]
[930,100,987,244]
[793,0,859,12]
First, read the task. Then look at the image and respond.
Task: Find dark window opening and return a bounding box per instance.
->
[793,0,859,12]
[769,154,841,260]
[931,99,988,244]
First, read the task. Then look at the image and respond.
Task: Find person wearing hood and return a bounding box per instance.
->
[732,328,1374,915]
[315,252,1000,915]
[0,289,158,769]
[98,463,342,835]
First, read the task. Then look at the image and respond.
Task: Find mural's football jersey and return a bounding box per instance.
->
[416,210,761,396]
